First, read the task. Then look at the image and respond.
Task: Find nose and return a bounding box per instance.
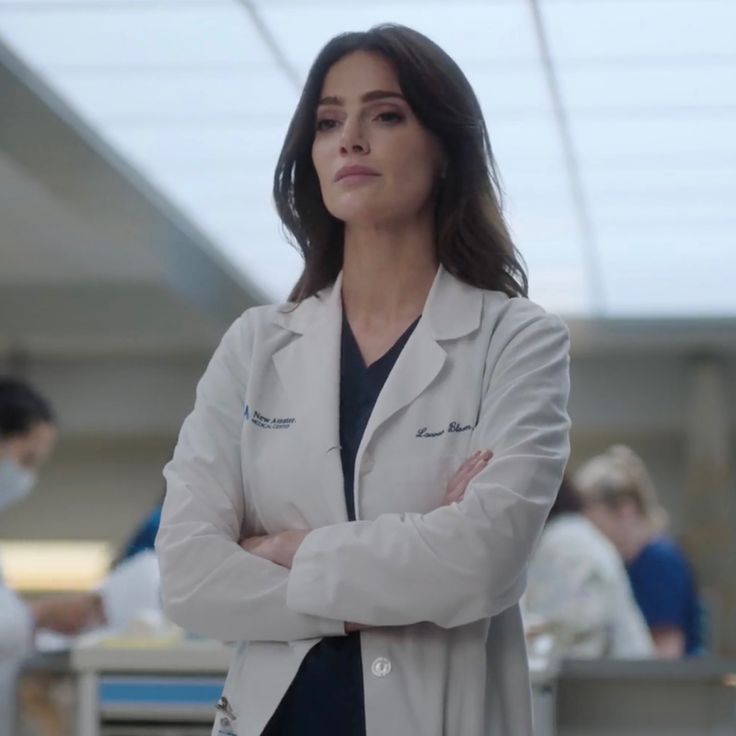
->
[339,116,369,154]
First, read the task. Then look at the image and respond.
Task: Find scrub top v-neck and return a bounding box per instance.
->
[261,309,421,736]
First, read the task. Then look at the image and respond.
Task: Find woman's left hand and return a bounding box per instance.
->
[240,530,310,569]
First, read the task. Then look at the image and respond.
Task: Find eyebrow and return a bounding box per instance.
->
[317,90,406,107]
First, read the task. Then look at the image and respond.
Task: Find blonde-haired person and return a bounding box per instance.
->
[574,445,702,659]
[522,476,653,660]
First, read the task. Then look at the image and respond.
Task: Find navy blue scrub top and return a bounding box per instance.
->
[262,309,420,735]
[626,537,703,656]
[119,506,162,563]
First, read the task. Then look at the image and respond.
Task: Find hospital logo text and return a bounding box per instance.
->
[243,404,295,430]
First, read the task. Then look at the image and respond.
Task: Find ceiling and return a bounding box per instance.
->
[0,37,267,357]
[0,0,734,318]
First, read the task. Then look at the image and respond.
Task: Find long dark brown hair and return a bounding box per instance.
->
[273,23,528,303]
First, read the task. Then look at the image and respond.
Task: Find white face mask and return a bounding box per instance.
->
[0,458,37,513]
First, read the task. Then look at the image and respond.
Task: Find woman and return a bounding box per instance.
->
[523,476,653,659]
[156,23,571,736]
[574,445,703,658]
[0,377,103,733]
[0,377,104,658]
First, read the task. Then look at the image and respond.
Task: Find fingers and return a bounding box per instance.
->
[454,450,484,476]
[450,449,492,492]
[444,449,493,505]
[463,449,493,481]
[446,452,483,497]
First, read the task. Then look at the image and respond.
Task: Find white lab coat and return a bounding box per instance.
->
[0,566,33,661]
[0,563,33,735]
[156,264,571,736]
[523,513,654,658]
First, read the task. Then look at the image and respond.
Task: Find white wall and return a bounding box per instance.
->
[0,434,173,550]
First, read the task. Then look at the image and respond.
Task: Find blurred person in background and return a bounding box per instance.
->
[112,491,164,566]
[575,444,703,658]
[0,377,104,734]
[0,377,105,658]
[523,475,653,660]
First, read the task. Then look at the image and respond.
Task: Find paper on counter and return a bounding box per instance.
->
[98,550,161,632]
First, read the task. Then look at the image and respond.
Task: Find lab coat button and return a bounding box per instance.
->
[371,656,392,677]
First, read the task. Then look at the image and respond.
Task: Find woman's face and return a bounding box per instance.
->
[584,498,639,549]
[0,421,57,471]
[311,50,445,228]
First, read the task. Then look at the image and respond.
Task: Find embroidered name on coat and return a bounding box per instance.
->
[416,421,474,438]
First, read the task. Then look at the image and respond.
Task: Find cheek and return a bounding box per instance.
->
[2,439,25,466]
[388,138,439,195]
[378,151,435,207]
[597,515,617,537]
[311,141,327,183]
[585,508,605,530]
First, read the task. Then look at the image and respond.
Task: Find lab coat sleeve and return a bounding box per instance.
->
[156,312,346,642]
[286,306,571,629]
[0,580,34,660]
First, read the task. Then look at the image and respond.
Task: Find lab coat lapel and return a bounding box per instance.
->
[271,274,348,523]
[354,265,483,516]
[358,319,447,467]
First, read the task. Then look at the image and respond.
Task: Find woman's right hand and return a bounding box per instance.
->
[442,449,493,506]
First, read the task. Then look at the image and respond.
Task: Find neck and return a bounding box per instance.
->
[618,519,656,562]
[341,218,438,328]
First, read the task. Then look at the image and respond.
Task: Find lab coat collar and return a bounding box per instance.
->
[272,263,483,341]
[269,264,483,520]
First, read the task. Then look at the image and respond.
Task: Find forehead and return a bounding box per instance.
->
[320,51,401,99]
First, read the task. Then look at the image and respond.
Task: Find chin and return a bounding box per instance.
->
[328,203,391,225]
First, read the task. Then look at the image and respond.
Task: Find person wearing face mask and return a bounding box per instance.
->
[0,377,105,657]
[0,377,106,734]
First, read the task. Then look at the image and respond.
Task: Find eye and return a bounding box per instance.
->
[315,118,338,132]
[376,111,404,123]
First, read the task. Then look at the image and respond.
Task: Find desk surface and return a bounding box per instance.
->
[29,641,736,684]
[70,639,234,673]
[560,658,736,682]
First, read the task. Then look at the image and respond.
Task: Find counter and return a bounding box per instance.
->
[24,644,736,736]
[556,658,736,736]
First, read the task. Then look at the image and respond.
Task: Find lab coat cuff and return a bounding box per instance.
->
[286,527,335,619]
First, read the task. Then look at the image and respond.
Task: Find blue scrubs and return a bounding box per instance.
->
[627,537,703,656]
[120,506,162,562]
[262,310,420,734]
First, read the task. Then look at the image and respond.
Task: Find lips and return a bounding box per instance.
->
[334,165,380,182]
